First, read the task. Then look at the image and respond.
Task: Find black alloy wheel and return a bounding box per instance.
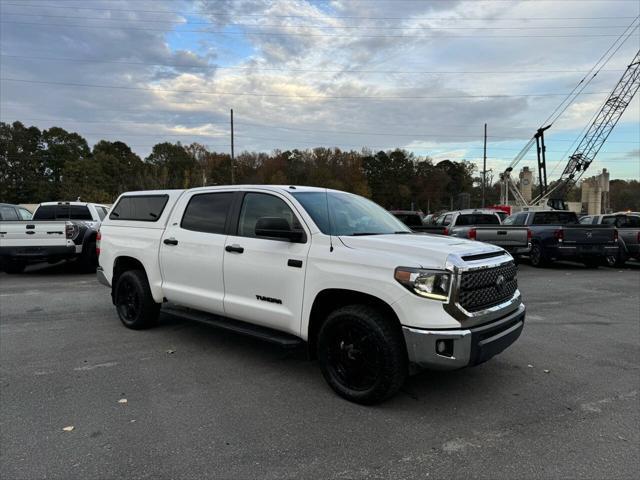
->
[317,305,407,404]
[116,276,141,324]
[114,270,160,329]
[325,320,383,392]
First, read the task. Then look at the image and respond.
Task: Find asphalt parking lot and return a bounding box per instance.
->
[1,260,639,479]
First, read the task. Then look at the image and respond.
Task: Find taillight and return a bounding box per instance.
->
[443,227,449,235]
[553,229,564,242]
[468,228,477,240]
[96,230,101,256]
[65,223,78,240]
[527,228,532,241]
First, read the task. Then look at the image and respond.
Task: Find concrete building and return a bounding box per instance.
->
[579,169,610,215]
[518,166,534,203]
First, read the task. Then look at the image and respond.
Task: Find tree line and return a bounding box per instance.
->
[1,121,637,212]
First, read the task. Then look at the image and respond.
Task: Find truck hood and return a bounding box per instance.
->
[339,233,505,268]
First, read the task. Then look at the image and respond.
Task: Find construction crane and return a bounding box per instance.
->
[533,49,640,209]
[500,48,640,209]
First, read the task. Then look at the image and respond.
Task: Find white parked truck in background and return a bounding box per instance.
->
[0,201,109,273]
[97,186,525,404]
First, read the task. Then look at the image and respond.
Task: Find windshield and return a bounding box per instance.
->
[292,191,411,236]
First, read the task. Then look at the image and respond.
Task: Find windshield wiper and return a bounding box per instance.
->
[394,231,412,234]
[350,232,384,236]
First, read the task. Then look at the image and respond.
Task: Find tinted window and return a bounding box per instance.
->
[181,193,233,234]
[0,206,19,220]
[19,208,33,220]
[238,193,303,239]
[455,214,500,226]
[532,211,578,225]
[110,195,169,222]
[33,205,92,220]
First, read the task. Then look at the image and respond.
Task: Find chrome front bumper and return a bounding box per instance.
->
[402,303,525,371]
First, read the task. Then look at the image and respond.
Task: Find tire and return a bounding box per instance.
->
[4,260,26,274]
[605,248,627,268]
[317,304,407,405]
[77,240,98,273]
[529,243,548,268]
[114,270,160,329]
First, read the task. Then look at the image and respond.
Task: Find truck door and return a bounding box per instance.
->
[160,191,234,315]
[223,191,311,335]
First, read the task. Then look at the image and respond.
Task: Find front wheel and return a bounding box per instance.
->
[317,305,407,405]
[114,270,160,329]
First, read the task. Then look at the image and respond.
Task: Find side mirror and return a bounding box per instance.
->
[255,217,305,242]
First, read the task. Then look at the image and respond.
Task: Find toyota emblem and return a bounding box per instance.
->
[495,274,505,293]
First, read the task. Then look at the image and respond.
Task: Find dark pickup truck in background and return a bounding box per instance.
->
[580,213,640,266]
[503,210,618,267]
[433,209,531,255]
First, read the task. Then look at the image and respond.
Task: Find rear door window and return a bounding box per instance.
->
[110,195,169,222]
[181,193,234,234]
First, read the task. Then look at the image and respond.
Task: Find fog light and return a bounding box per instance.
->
[436,339,454,357]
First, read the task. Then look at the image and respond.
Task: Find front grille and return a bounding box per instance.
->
[458,261,518,312]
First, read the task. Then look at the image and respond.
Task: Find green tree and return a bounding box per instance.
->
[0,121,46,203]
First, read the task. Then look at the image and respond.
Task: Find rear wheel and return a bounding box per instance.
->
[77,240,98,273]
[317,305,407,405]
[3,259,26,274]
[529,243,548,268]
[605,247,627,268]
[114,270,160,329]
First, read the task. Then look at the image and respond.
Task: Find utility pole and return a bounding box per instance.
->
[482,123,487,208]
[230,108,235,185]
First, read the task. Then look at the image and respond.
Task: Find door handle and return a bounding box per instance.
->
[163,238,179,246]
[225,244,244,254]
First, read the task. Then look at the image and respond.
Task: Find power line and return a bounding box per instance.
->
[505,17,638,173]
[1,2,636,22]
[0,77,619,100]
[1,12,635,30]
[0,54,628,75]
[2,20,638,38]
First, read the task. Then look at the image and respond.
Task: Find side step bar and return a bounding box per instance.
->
[161,304,303,348]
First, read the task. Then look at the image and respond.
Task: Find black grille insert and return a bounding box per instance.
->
[458,262,518,312]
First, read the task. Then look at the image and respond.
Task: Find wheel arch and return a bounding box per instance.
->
[306,288,404,359]
[112,256,155,302]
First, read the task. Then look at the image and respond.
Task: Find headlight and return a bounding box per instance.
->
[394,267,451,301]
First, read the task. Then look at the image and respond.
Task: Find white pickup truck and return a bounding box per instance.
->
[0,201,109,273]
[97,186,525,404]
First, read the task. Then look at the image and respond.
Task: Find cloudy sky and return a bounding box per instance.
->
[1,0,639,180]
